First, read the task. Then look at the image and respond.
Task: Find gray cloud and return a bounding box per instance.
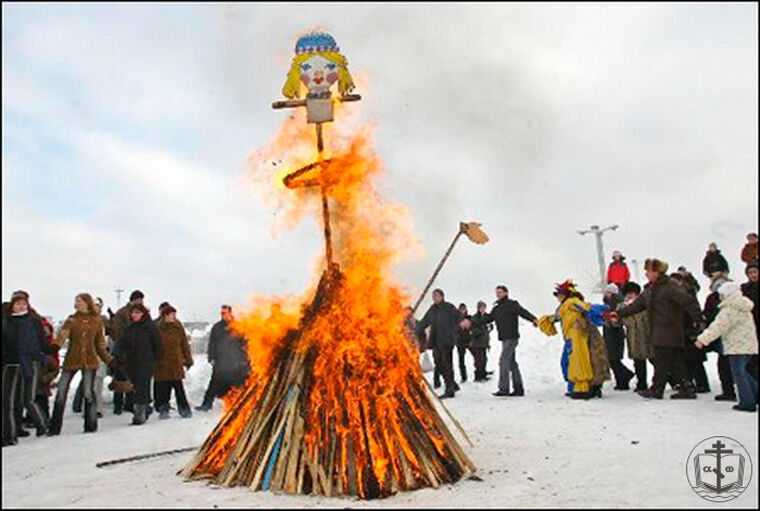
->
[2,3,757,320]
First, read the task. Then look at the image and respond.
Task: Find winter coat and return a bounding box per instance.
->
[702,250,729,276]
[607,259,631,288]
[617,275,703,347]
[415,301,463,349]
[2,310,49,378]
[603,293,625,360]
[469,311,492,349]
[455,315,472,348]
[114,316,161,385]
[741,242,758,264]
[154,320,193,382]
[619,301,653,360]
[208,319,249,384]
[741,280,758,334]
[478,297,536,341]
[38,317,60,396]
[110,303,132,342]
[538,297,612,388]
[56,312,113,371]
[697,292,758,355]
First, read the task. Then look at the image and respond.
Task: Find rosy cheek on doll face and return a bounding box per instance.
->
[300,73,311,86]
[326,71,338,85]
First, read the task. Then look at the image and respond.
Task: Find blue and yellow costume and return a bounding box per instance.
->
[538,281,609,395]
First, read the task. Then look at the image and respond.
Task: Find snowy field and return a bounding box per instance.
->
[2,330,757,508]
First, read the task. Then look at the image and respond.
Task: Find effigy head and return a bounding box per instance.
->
[282,31,355,99]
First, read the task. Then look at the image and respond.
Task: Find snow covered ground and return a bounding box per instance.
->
[3,330,757,508]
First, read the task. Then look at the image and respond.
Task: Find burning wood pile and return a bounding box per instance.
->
[180,30,476,499]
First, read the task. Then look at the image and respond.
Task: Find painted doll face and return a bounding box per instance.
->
[299,54,339,94]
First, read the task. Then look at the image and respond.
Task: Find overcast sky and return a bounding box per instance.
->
[2,2,757,322]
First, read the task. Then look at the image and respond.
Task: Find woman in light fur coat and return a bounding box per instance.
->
[696,282,758,412]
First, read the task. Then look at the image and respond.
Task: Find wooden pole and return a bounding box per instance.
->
[316,123,334,269]
[411,229,464,316]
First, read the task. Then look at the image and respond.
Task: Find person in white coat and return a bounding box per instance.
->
[696,282,758,412]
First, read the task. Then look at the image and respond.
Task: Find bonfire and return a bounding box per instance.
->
[180,30,476,499]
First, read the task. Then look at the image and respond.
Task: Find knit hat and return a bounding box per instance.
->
[622,282,641,295]
[129,290,144,301]
[295,31,339,55]
[644,258,669,274]
[605,283,619,294]
[718,282,740,297]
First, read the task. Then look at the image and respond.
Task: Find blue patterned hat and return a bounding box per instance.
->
[295,32,339,55]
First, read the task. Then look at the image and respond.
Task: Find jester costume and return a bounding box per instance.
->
[537,281,611,398]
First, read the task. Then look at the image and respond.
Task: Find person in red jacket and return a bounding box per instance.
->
[607,250,631,289]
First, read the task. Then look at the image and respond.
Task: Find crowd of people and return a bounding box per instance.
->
[2,233,758,447]
[2,289,250,446]
[409,233,758,413]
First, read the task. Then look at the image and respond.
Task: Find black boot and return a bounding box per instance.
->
[715,393,737,402]
[639,387,663,399]
[569,391,591,400]
[83,399,98,433]
[508,388,525,397]
[589,385,603,399]
[72,382,84,414]
[671,383,697,399]
[131,404,147,425]
[46,401,64,436]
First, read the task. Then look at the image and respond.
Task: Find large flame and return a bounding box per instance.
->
[181,94,474,498]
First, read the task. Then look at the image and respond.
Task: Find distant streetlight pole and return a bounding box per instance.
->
[630,258,641,284]
[115,287,124,307]
[578,224,619,294]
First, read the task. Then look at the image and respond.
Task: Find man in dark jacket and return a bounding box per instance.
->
[702,242,730,277]
[196,305,250,411]
[467,285,537,397]
[113,303,161,425]
[415,289,463,399]
[109,289,145,415]
[469,301,493,382]
[741,261,758,379]
[671,273,710,393]
[603,284,635,390]
[614,258,704,399]
[454,303,472,383]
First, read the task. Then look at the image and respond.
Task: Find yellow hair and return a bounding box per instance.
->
[282,51,355,99]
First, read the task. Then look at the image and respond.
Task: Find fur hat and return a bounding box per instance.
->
[644,258,669,274]
[622,282,642,295]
